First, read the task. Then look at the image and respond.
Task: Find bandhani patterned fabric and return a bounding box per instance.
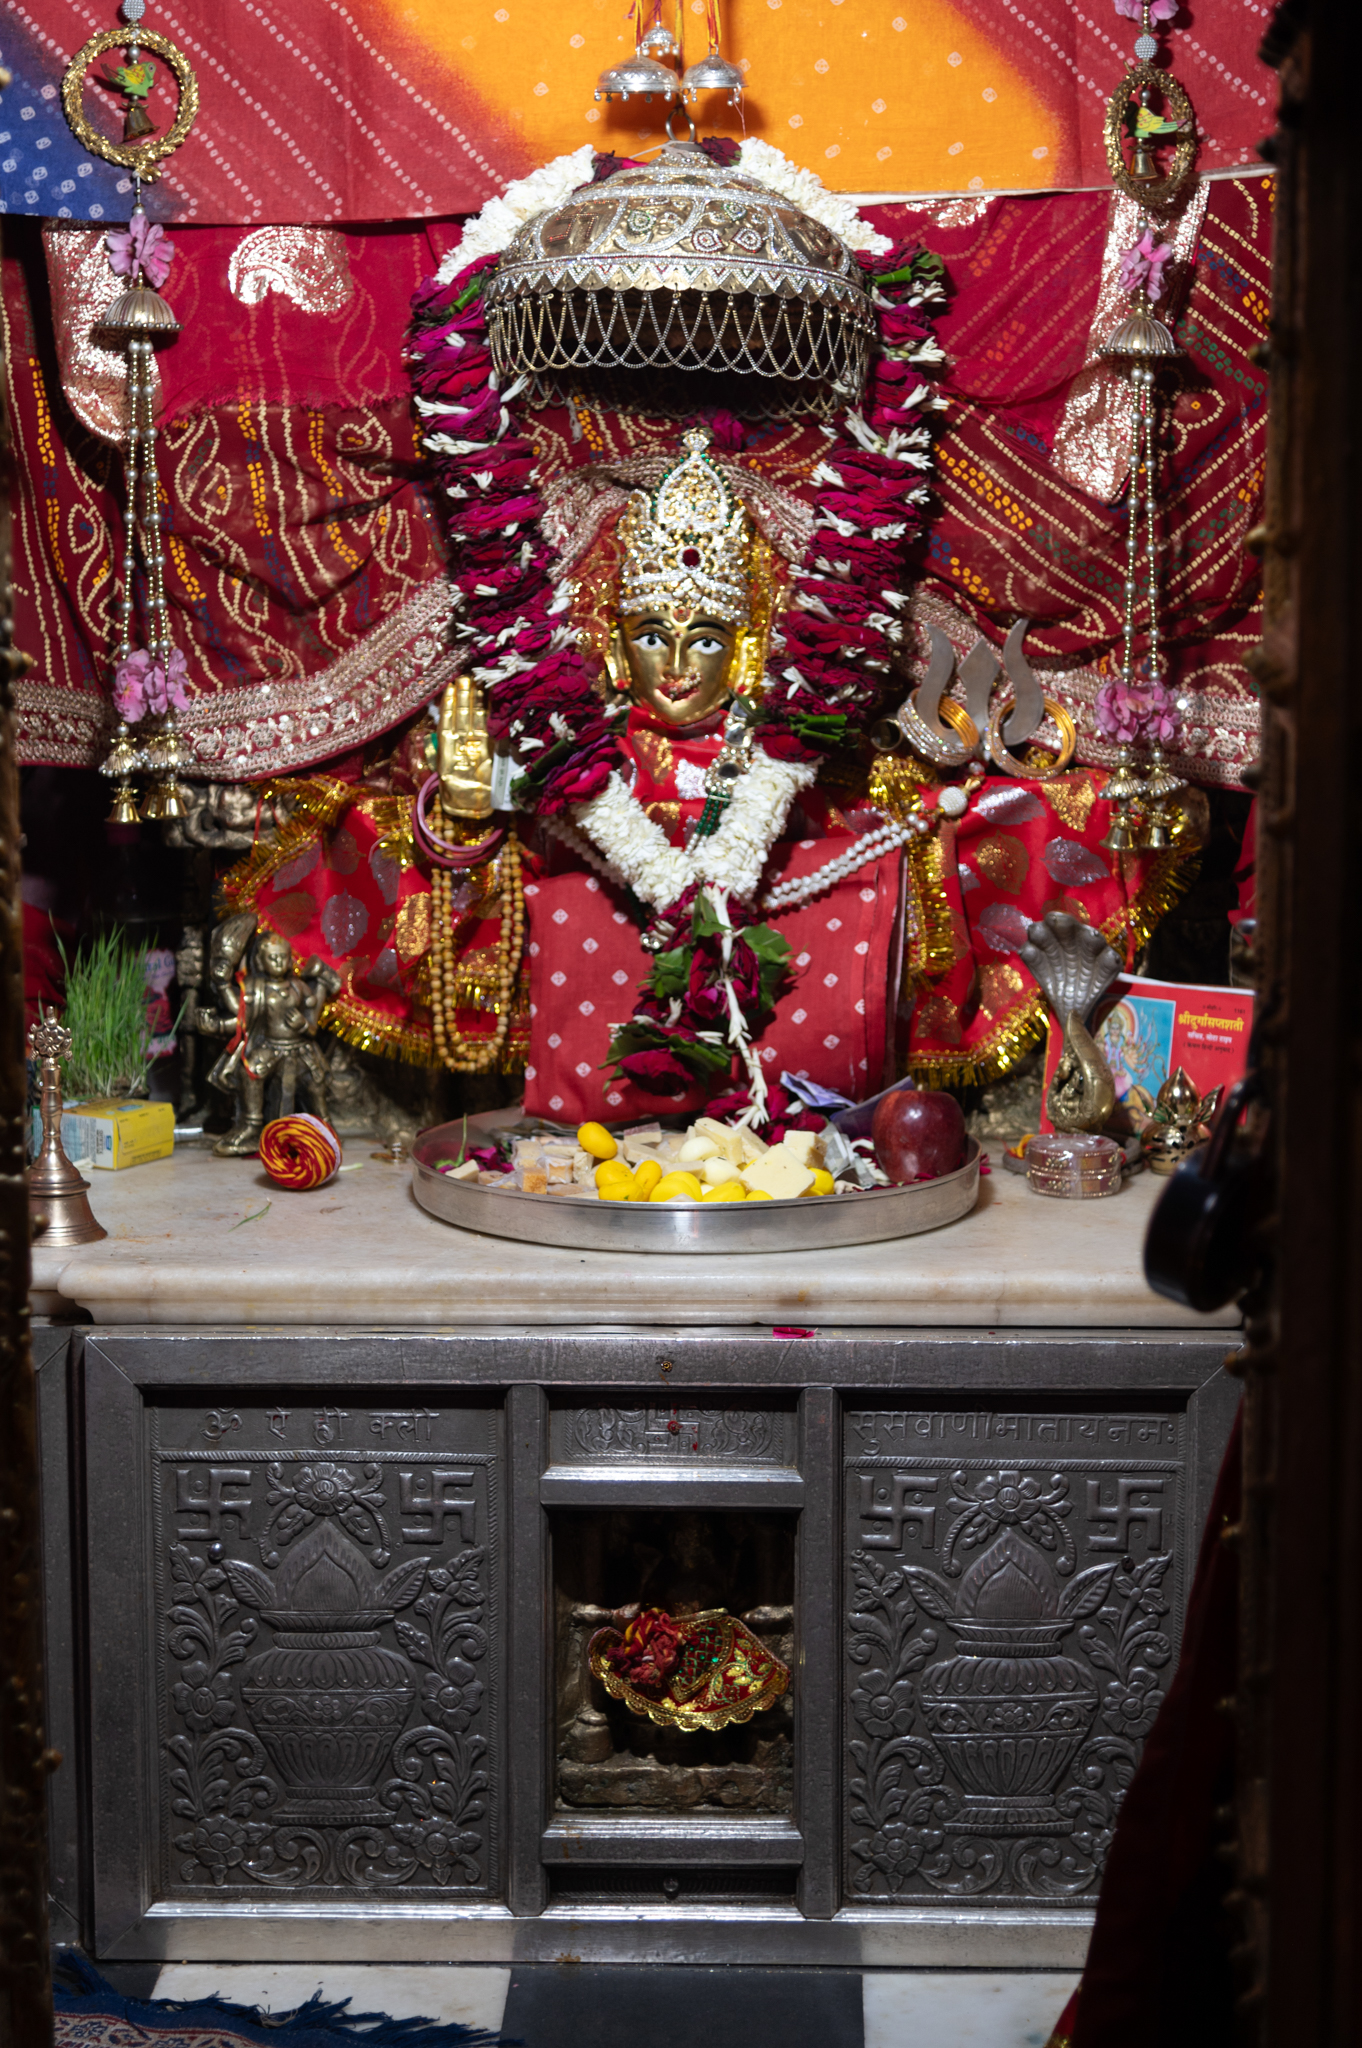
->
[522,846,905,1127]
[589,1608,790,1734]
[897,766,1180,1084]
[876,174,1271,791]
[8,183,1265,792]
[3,217,464,775]
[9,0,1271,224]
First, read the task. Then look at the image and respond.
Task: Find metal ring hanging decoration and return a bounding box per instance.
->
[61,27,199,179]
[413,774,508,871]
[986,694,1078,781]
[1104,62,1197,212]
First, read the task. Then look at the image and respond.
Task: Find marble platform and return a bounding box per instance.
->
[32,1139,1235,1327]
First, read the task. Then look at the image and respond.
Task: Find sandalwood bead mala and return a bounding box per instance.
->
[429,815,525,1074]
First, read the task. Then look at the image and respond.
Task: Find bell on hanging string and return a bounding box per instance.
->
[639,21,677,55]
[682,51,744,103]
[101,720,140,780]
[1141,805,1172,849]
[1101,285,1178,363]
[1099,744,1145,852]
[139,781,167,822]
[595,50,679,100]
[154,777,185,821]
[93,282,181,347]
[107,779,142,825]
[1101,805,1141,853]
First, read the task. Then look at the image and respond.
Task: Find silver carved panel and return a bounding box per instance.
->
[844,1406,1183,1904]
[549,1400,796,1467]
[151,1397,501,1900]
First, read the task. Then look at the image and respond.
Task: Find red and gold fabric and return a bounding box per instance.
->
[523,844,905,1127]
[589,1608,790,1734]
[219,773,529,1067]
[899,768,1187,1084]
[9,181,1267,794]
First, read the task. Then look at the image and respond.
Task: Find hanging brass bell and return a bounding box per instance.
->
[107,779,141,824]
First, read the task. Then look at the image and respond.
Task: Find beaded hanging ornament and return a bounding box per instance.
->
[1093,0,1199,851]
[61,0,200,823]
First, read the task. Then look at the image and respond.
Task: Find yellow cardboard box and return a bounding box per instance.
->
[61,1098,175,1170]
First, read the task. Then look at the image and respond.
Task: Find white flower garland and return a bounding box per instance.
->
[573,748,818,912]
[438,139,889,283]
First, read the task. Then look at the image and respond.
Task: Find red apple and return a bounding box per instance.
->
[872,1087,967,1184]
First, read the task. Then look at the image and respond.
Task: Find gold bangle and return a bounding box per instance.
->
[61,28,200,179]
[986,694,1077,781]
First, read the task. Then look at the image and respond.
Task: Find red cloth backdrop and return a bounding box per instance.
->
[9,0,1273,227]
[6,179,1268,791]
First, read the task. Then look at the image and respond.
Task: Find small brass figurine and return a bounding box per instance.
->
[1020,911,1123,1134]
[197,924,340,1157]
[1143,1067,1223,1176]
[27,1011,107,1246]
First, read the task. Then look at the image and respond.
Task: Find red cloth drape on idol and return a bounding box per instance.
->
[5,19,1267,1114]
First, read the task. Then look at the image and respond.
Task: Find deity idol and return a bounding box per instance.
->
[509,425,919,1128]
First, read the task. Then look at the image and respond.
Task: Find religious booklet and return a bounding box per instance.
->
[1039,974,1255,1133]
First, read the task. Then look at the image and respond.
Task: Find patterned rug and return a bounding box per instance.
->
[54,1955,504,2047]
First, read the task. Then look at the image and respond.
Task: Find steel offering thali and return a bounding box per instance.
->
[410,1124,981,1255]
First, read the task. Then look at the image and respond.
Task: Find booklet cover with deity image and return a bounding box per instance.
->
[1039,975,1255,1133]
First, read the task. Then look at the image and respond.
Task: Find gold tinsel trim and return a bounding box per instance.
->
[907,988,1049,1089]
[320,993,530,1071]
[905,831,960,985]
[320,996,435,1065]
[218,775,355,909]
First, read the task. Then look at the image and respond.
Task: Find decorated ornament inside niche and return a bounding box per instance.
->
[589,1605,790,1732]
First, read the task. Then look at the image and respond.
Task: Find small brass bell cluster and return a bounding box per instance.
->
[1099,740,1186,852]
[103,715,186,823]
[94,200,188,826]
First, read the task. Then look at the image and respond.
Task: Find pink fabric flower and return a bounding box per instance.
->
[1094,676,1181,746]
[113,646,190,721]
[1118,229,1175,303]
[106,213,174,289]
[1115,0,1177,19]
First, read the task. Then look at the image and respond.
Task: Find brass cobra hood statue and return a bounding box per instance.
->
[1020,912,1123,1133]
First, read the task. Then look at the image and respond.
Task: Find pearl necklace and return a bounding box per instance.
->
[761,812,932,912]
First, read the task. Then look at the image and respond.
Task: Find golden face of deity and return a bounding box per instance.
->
[616,607,738,727]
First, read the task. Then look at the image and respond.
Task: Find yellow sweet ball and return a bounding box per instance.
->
[633,1158,663,1196]
[599,1174,641,1201]
[650,1170,704,1202]
[578,1121,618,1161]
[701,1180,748,1202]
[802,1169,836,1197]
[747,1188,774,1200]
[594,1158,633,1186]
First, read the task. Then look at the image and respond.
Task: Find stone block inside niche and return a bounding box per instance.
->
[149,1393,502,1900]
[843,1402,1185,1905]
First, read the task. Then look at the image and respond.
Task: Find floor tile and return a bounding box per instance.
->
[500,1965,864,2048]
[152,1962,512,2033]
[862,1970,1079,2048]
